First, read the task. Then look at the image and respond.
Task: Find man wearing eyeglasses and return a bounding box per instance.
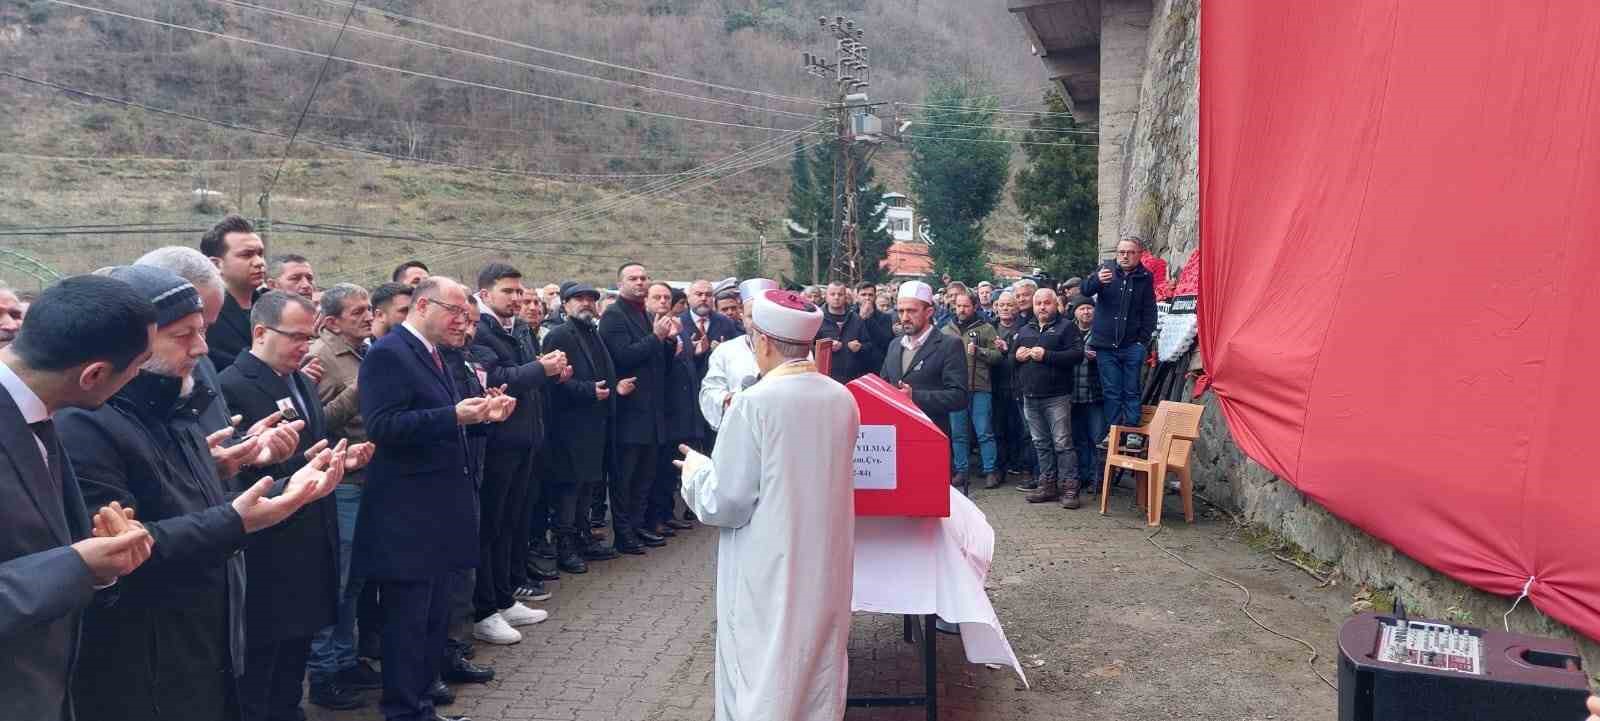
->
[357,276,509,721]
[219,289,376,721]
[1078,236,1159,437]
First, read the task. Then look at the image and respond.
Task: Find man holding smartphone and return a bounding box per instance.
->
[1079,237,1159,440]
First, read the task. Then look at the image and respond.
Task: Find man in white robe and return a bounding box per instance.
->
[696,278,776,430]
[677,289,860,721]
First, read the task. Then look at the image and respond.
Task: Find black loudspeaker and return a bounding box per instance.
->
[1338,613,1589,721]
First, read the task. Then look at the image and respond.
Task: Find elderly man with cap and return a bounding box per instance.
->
[542,281,634,570]
[879,280,969,439]
[58,266,346,721]
[676,289,860,721]
[696,278,777,431]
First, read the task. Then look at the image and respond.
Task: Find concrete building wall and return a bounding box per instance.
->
[1095,0,1153,257]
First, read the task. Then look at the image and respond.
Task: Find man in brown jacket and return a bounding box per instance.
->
[305,283,382,706]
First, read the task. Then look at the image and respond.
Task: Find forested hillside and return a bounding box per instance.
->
[0,0,1047,286]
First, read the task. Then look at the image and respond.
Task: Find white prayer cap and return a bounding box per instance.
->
[749,289,822,345]
[897,280,934,305]
[738,278,779,303]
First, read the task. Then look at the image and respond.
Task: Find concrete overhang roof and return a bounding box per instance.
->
[1007,0,1101,123]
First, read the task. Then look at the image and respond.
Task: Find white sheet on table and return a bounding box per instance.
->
[851,488,1029,687]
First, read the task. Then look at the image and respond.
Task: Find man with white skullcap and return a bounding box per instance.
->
[879,280,969,440]
[695,279,778,430]
[676,289,859,721]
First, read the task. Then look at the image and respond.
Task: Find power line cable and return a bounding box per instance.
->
[899,133,1096,148]
[263,0,358,197]
[0,70,754,179]
[204,0,820,121]
[305,0,826,107]
[910,120,1096,135]
[49,1,829,137]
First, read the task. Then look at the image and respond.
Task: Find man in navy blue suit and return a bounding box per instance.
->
[355,276,513,721]
[677,279,739,440]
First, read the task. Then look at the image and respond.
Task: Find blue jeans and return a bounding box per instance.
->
[950,391,997,475]
[1023,395,1076,485]
[1097,342,1146,428]
[307,483,364,683]
[1071,402,1108,487]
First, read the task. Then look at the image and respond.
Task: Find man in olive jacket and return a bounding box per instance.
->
[940,290,1002,489]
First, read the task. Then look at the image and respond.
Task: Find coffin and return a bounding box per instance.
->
[847,374,951,517]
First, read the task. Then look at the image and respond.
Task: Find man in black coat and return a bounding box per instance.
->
[219,290,374,719]
[816,282,874,383]
[355,276,509,721]
[652,282,703,537]
[598,263,679,554]
[879,281,969,440]
[1012,288,1088,508]
[199,215,267,372]
[542,283,631,572]
[0,276,158,721]
[466,263,564,641]
[1079,237,1159,431]
[59,267,342,721]
[855,281,895,374]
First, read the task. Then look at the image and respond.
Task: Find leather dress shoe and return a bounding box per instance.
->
[582,542,620,561]
[664,518,694,530]
[636,528,667,546]
[446,637,475,660]
[429,679,456,706]
[309,681,366,710]
[615,542,646,555]
[335,659,383,690]
[652,524,677,537]
[558,552,588,574]
[525,559,560,582]
[443,654,494,684]
[430,715,473,721]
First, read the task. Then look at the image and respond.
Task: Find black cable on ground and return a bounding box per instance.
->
[1143,525,1337,690]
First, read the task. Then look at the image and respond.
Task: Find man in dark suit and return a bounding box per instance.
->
[199,215,267,372]
[0,276,159,721]
[879,280,969,439]
[677,279,739,438]
[219,290,374,719]
[598,263,679,555]
[652,282,703,538]
[542,283,630,572]
[356,276,511,721]
[60,266,342,721]
[816,281,875,383]
[855,281,895,374]
[467,263,563,642]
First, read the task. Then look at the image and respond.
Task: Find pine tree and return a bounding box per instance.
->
[908,79,1011,283]
[1012,91,1098,280]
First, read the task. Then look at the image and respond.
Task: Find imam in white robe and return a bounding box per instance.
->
[697,335,760,430]
[680,362,860,721]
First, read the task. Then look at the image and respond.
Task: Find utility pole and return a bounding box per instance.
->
[803,15,875,286]
[256,191,272,243]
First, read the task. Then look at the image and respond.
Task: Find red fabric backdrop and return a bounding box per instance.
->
[1200,0,1600,640]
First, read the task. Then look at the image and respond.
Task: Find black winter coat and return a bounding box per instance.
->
[469,313,550,450]
[1079,262,1158,350]
[815,308,874,383]
[600,299,672,446]
[1013,315,1085,398]
[59,372,248,721]
[542,318,616,485]
[217,351,339,646]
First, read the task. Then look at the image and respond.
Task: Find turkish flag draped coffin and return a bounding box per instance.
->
[1201,1,1600,640]
[847,374,951,517]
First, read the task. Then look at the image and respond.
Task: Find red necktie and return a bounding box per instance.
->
[431,347,444,372]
